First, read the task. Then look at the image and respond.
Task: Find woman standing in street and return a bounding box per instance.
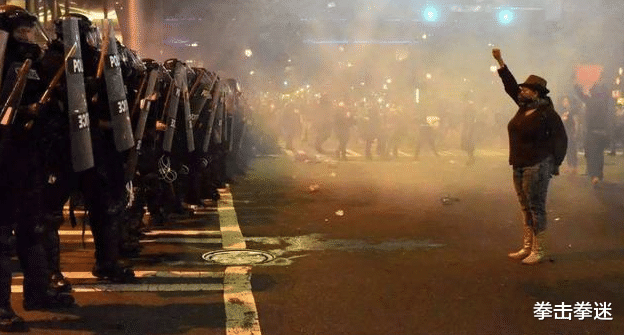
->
[492,48,568,265]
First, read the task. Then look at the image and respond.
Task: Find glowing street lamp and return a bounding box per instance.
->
[422,6,439,22]
[497,9,514,25]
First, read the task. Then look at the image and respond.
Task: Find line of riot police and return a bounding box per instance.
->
[0,5,251,331]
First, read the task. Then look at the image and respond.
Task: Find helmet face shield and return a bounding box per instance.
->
[85,26,101,49]
[0,5,41,42]
[12,24,35,43]
[33,20,50,45]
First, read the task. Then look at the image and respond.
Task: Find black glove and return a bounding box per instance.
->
[551,165,560,176]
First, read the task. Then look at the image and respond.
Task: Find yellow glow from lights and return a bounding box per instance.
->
[396,48,409,62]
[80,10,118,21]
[427,116,440,127]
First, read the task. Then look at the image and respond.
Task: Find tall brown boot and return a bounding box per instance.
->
[522,231,547,265]
[508,226,533,260]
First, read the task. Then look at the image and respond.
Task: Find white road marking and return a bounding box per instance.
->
[142,230,221,236]
[141,238,222,244]
[11,283,222,293]
[59,237,223,244]
[219,189,263,335]
[14,270,224,280]
[58,230,221,237]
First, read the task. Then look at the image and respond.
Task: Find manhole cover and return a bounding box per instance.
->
[202,249,275,265]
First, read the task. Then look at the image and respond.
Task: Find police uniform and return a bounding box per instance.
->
[0,5,74,332]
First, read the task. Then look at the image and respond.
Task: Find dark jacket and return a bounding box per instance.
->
[498,65,568,168]
[574,84,612,132]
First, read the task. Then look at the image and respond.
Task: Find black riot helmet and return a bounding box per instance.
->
[0,5,37,34]
[163,58,179,72]
[142,58,161,71]
[0,5,45,60]
[54,13,101,48]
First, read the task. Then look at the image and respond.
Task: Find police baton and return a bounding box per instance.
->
[0,59,33,126]
[38,43,78,106]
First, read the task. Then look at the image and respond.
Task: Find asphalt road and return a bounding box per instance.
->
[10,141,624,335]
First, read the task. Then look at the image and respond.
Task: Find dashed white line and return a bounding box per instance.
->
[14,270,224,280]
[219,189,263,335]
[58,230,222,236]
[11,283,222,293]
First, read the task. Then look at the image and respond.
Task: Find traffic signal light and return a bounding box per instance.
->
[422,6,440,22]
[497,9,514,25]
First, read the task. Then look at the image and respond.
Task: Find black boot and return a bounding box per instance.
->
[92,262,136,283]
[0,307,27,332]
[210,189,221,201]
[23,288,76,311]
[43,212,71,292]
[49,272,72,293]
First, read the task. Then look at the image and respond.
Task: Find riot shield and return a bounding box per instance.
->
[102,20,134,152]
[178,64,195,152]
[228,110,236,152]
[125,68,158,181]
[63,18,94,172]
[134,69,158,150]
[202,92,224,152]
[220,92,227,144]
[189,68,215,127]
[129,71,148,121]
[162,62,181,153]
[0,30,8,89]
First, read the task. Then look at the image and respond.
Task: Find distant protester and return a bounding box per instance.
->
[575,77,612,186]
[492,48,567,265]
[557,95,580,174]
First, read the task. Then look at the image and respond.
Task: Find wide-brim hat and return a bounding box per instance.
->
[518,75,550,95]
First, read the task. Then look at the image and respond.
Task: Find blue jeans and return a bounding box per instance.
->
[512,156,553,234]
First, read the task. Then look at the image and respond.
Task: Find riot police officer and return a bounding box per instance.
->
[39,13,135,285]
[0,5,75,332]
